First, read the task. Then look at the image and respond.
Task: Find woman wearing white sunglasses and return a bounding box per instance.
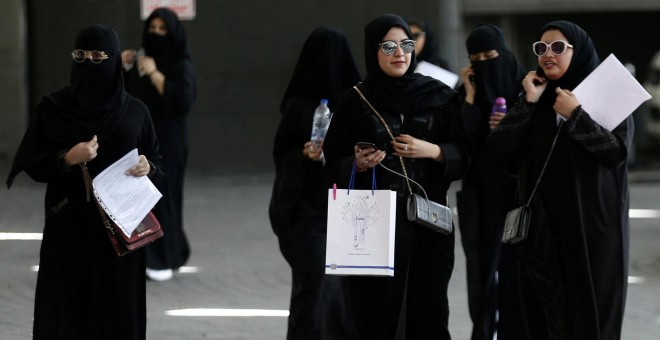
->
[488,20,631,339]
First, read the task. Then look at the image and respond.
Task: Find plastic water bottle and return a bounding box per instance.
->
[491,97,507,115]
[310,99,331,149]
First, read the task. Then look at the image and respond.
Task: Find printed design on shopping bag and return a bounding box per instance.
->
[342,194,379,250]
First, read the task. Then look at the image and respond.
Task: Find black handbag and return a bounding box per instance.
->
[502,121,563,244]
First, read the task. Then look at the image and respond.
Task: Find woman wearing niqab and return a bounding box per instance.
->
[6,24,162,339]
[488,21,631,339]
[457,24,527,340]
[123,7,196,279]
[323,14,471,339]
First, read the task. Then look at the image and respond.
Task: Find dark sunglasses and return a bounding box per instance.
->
[532,40,573,57]
[378,40,416,56]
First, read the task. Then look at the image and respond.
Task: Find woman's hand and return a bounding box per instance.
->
[461,65,476,104]
[354,144,385,171]
[121,49,136,65]
[489,112,506,130]
[138,56,157,76]
[553,87,580,119]
[392,134,442,161]
[303,141,324,162]
[64,135,98,166]
[522,71,548,103]
[126,155,151,177]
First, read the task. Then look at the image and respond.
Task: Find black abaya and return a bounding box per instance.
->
[124,7,196,271]
[488,21,630,339]
[269,26,361,339]
[7,25,162,340]
[323,15,471,339]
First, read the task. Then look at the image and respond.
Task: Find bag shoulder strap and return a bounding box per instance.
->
[353,85,413,194]
[80,163,117,235]
[524,121,564,207]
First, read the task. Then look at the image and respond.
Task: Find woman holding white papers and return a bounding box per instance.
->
[6,24,162,339]
[488,21,632,339]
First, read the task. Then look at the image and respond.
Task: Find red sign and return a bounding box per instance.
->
[141,0,196,20]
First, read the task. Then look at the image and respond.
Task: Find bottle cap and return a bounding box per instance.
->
[495,97,506,105]
[320,98,329,105]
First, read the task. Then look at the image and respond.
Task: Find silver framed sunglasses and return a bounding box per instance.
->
[532,40,573,57]
[378,40,416,56]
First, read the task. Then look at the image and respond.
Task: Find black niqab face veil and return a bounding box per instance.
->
[143,7,190,60]
[465,24,526,113]
[71,24,124,112]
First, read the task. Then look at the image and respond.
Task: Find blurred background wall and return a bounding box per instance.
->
[2,0,659,175]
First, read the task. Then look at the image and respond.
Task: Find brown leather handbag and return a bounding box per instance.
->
[81,163,163,256]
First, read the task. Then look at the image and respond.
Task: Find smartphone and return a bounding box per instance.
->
[356,142,377,150]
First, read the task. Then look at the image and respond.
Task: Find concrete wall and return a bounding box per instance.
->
[0,0,26,162]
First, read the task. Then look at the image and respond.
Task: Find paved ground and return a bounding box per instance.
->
[1,161,660,339]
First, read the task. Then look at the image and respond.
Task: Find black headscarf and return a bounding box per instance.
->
[279,26,361,113]
[465,24,527,113]
[407,18,448,69]
[362,14,456,116]
[7,24,129,188]
[536,21,600,105]
[143,7,191,67]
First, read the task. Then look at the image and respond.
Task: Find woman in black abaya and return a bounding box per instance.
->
[6,24,162,339]
[488,21,631,339]
[323,14,471,339]
[122,7,196,280]
[269,26,361,339]
[457,24,527,340]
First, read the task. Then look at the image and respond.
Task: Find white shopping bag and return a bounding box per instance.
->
[325,172,397,276]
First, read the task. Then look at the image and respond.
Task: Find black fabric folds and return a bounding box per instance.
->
[279,26,361,113]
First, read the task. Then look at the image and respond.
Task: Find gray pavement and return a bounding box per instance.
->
[1,163,660,339]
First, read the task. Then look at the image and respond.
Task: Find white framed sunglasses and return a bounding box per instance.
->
[532,40,573,57]
[378,40,416,56]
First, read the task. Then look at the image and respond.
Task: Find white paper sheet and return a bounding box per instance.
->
[415,60,460,88]
[92,149,162,237]
[572,54,652,131]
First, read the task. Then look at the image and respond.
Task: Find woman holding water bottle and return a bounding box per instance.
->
[456,24,528,340]
[269,26,361,339]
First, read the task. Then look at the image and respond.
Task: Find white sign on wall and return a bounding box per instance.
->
[141,0,196,20]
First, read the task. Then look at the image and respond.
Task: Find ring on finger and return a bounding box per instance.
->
[364,159,368,164]
[403,144,408,151]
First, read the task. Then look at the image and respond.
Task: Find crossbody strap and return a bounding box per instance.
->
[80,163,117,235]
[524,120,564,207]
[353,85,414,194]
